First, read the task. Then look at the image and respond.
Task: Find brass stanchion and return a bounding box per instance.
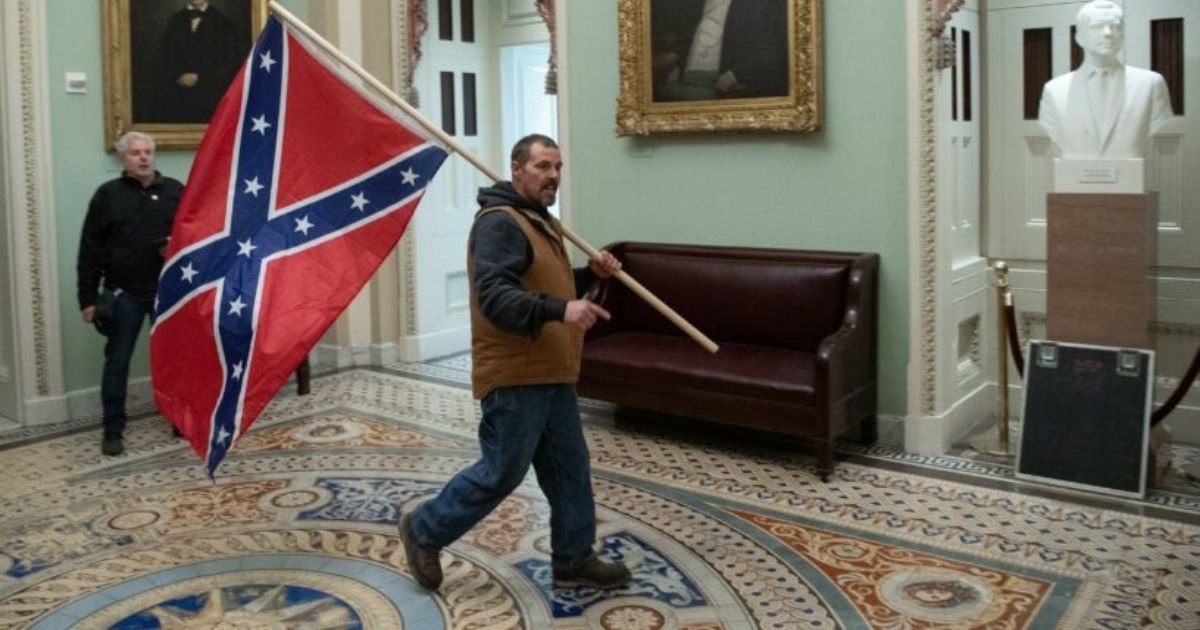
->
[970,261,1014,459]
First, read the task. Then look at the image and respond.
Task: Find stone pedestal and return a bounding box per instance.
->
[1046,193,1156,349]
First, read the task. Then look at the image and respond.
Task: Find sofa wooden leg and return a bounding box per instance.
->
[817,442,834,482]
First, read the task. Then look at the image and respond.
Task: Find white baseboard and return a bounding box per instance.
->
[398,326,469,362]
[312,342,398,372]
[21,394,70,425]
[369,342,400,365]
[904,383,993,455]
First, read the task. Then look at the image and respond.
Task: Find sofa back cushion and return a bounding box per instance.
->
[599,243,853,352]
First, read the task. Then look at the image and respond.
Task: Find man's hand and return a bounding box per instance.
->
[564,299,611,331]
[177,73,199,88]
[82,306,96,323]
[588,250,622,278]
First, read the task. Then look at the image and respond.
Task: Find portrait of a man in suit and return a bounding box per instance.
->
[129,0,252,125]
[650,0,790,103]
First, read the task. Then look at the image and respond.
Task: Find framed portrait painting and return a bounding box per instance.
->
[615,0,822,135]
[102,0,268,151]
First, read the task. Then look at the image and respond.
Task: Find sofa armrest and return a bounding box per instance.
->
[815,255,878,420]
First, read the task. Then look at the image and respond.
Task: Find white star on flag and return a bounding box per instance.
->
[218,426,231,445]
[228,296,247,317]
[401,167,420,185]
[259,51,276,72]
[250,115,272,135]
[231,361,244,380]
[294,215,314,236]
[350,191,369,211]
[237,238,257,257]
[244,177,264,197]
[180,262,198,283]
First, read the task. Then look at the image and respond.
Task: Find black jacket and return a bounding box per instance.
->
[473,182,595,338]
[77,172,183,308]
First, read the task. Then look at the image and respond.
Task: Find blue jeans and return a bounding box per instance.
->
[408,383,597,568]
[101,292,154,438]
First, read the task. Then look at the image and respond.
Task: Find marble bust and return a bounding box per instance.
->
[1038,0,1173,159]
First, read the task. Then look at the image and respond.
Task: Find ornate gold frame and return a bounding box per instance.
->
[101,0,268,151]
[616,0,822,135]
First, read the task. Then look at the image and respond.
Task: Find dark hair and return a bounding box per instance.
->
[510,134,559,165]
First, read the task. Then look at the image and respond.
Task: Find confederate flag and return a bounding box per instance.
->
[151,17,448,474]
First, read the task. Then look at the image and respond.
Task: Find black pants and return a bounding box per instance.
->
[101,292,154,438]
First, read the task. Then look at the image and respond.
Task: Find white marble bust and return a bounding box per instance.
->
[1038,0,1173,159]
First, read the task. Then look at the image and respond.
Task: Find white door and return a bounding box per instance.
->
[407,0,497,360]
[1124,0,1200,268]
[987,1,1085,262]
[500,42,558,213]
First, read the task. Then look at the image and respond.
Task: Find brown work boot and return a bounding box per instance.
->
[553,556,632,590]
[399,512,442,590]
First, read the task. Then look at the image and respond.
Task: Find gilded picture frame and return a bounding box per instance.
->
[102,0,268,151]
[616,0,822,135]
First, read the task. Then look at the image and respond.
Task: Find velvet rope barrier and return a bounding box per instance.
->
[996,270,1197,425]
[1152,341,1200,426]
[1004,298,1024,380]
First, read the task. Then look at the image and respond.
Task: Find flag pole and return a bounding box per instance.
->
[267,2,718,353]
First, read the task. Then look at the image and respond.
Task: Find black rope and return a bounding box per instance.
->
[1004,298,1024,379]
[1152,341,1200,426]
[1002,290,1198,425]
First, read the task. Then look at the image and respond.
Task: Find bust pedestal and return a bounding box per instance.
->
[1046,193,1156,349]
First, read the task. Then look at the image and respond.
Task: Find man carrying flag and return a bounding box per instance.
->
[398,134,633,592]
[151,15,448,475]
[155,7,635,594]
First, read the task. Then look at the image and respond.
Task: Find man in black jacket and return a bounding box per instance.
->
[77,132,182,456]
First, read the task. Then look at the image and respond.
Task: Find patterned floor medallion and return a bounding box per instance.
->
[0,369,1197,628]
[85,572,387,629]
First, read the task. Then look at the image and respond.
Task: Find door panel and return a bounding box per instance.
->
[1124,0,1199,267]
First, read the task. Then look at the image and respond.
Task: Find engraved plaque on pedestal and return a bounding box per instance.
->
[1046,193,1155,349]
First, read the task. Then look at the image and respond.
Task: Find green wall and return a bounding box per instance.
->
[48,0,308,393]
[564,3,910,414]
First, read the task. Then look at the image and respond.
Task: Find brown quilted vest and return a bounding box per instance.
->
[468,206,582,399]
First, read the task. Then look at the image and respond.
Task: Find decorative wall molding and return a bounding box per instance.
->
[390,0,427,107]
[15,1,47,395]
[399,233,418,338]
[915,0,940,415]
[2,0,63,418]
[390,1,423,340]
[535,0,557,94]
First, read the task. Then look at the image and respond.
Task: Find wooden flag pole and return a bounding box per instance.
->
[268,2,718,353]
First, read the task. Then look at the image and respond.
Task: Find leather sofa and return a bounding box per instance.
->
[579,242,878,481]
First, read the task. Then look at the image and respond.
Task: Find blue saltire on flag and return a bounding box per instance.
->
[151,17,448,475]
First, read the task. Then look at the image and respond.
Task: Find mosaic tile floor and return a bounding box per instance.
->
[1,368,1198,628]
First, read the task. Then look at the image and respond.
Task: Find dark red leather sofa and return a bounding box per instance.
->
[579,242,879,481]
